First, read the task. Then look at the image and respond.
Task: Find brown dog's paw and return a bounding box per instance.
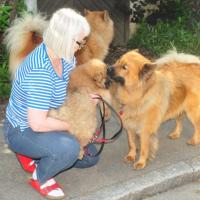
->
[187,136,200,145]
[133,161,146,170]
[78,153,84,160]
[168,131,181,139]
[78,148,84,160]
[124,154,136,163]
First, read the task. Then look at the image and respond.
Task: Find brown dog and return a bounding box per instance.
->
[107,50,200,169]
[75,9,114,65]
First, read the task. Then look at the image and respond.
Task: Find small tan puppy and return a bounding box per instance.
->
[75,9,114,65]
[69,59,112,119]
[49,59,111,159]
[69,59,111,101]
[48,88,97,159]
[107,50,200,169]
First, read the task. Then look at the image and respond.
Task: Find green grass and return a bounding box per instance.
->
[128,2,200,57]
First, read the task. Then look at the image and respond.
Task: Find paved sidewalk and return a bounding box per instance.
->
[1,115,200,200]
[144,179,200,200]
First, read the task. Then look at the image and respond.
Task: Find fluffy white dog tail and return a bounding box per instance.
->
[4,12,47,79]
[155,50,200,66]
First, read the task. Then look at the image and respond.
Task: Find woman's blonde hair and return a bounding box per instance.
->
[43,8,90,62]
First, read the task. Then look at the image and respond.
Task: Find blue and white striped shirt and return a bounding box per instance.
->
[6,43,76,131]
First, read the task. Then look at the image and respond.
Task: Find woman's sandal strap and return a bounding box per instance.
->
[29,179,63,197]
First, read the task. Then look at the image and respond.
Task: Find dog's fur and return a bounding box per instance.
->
[3,13,47,79]
[48,88,97,159]
[4,10,113,78]
[75,9,114,65]
[69,59,111,99]
[69,58,112,119]
[107,50,200,169]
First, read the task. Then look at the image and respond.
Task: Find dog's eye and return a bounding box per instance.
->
[121,65,127,70]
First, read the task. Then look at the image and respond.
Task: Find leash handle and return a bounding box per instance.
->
[93,96,123,143]
[86,95,123,157]
[86,95,106,157]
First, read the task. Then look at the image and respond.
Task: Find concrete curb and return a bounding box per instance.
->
[72,156,200,200]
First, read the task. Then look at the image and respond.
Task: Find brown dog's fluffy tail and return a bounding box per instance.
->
[4,12,47,79]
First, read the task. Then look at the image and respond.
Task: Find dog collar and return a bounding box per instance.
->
[119,104,125,115]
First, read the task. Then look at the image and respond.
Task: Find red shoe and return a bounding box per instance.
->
[29,179,65,199]
[16,153,36,173]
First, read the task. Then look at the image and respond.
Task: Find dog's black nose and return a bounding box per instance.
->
[107,66,115,77]
[104,78,112,89]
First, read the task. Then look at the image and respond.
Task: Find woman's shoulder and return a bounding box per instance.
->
[16,43,55,81]
[26,43,53,72]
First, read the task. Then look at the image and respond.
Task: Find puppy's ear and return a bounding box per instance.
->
[139,63,156,81]
[93,73,103,83]
[94,73,105,88]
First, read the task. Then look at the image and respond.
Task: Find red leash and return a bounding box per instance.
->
[85,95,123,157]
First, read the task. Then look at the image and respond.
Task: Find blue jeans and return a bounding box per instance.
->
[3,118,99,184]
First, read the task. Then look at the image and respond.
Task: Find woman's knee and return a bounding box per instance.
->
[73,143,100,168]
[86,144,100,166]
[52,133,80,161]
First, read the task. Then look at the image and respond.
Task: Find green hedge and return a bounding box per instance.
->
[0,0,26,100]
[128,0,200,57]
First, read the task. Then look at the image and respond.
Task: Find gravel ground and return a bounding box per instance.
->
[0,100,7,123]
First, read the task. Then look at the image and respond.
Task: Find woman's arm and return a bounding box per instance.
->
[28,108,70,132]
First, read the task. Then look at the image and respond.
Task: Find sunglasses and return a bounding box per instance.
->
[74,39,86,49]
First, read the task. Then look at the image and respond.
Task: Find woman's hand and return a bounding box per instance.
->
[89,93,100,105]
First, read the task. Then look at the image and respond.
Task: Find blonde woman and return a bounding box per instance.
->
[3,8,99,199]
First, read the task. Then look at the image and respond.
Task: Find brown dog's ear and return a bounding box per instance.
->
[84,9,89,15]
[139,63,156,81]
[103,10,110,21]
[133,48,139,52]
